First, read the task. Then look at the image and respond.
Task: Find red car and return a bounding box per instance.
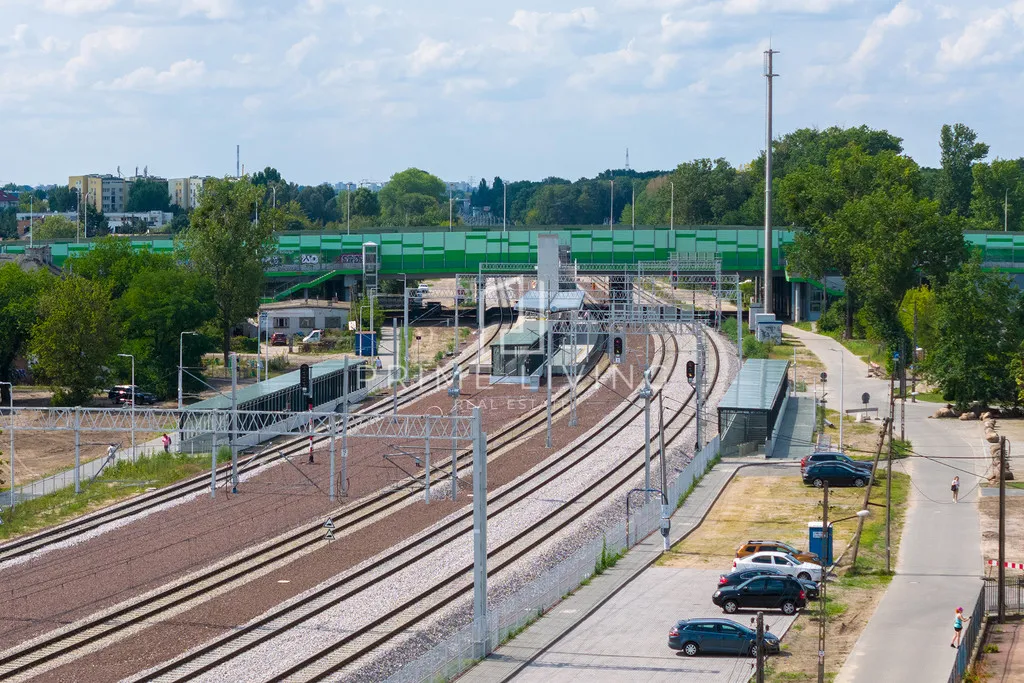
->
[270,333,288,346]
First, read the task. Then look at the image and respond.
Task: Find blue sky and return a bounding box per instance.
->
[2,0,1022,186]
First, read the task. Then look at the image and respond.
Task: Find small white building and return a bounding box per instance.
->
[255,300,352,338]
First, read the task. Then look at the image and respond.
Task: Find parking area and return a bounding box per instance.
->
[513,568,797,683]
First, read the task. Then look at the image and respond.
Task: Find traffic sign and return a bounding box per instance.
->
[861,392,870,405]
[325,529,335,541]
[323,518,335,530]
[259,311,268,322]
[820,371,827,382]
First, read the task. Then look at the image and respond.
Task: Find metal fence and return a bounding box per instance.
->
[384,436,721,683]
[947,577,1024,683]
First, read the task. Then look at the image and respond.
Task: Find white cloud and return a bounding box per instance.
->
[42,0,117,15]
[232,53,253,64]
[41,36,71,53]
[722,0,852,15]
[242,95,262,111]
[178,0,235,19]
[938,8,1009,67]
[319,59,378,85]
[645,53,680,86]
[509,7,598,34]
[100,58,205,91]
[285,35,318,68]
[408,38,467,75]
[850,1,921,70]
[660,14,711,42]
[63,26,141,80]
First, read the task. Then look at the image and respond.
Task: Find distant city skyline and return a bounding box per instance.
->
[2,1,1022,186]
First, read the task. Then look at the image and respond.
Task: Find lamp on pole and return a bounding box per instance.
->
[117,353,136,461]
[818,505,869,683]
[448,183,453,231]
[502,182,507,232]
[347,182,352,234]
[178,331,199,410]
[448,366,461,500]
[829,347,845,451]
[670,181,674,229]
[0,381,13,510]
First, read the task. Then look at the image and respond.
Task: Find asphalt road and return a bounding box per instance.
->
[786,327,985,683]
[512,568,796,683]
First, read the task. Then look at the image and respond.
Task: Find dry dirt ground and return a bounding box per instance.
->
[659,473,894,680]
[772,332,827,389]
[975,618,1024,682]
[977,418,1024,573]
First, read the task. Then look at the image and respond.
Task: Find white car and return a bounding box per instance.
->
[732,551,823,582]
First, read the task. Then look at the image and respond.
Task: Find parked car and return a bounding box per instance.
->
[108,385,157,405]
[800,451,873,472]
[802,461,873,488]
[302,329,324,343]
[718,567,820,600]
[733,551,823,582]
[270,332,288,346]
[668,617,781,657]
[736,540,821,565]
[713,575,807,615]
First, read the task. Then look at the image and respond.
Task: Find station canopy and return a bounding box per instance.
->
[517,288,585,313]
[718,359,790,414]
[189,358,361,411]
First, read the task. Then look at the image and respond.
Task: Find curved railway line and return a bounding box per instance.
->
[0,285,519,567]
[0,291,653,683]
[131,326,720,683]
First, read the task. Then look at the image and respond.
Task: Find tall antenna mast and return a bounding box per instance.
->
[763,46,779,315]
[236,144,240,178]
[625,147,630,171]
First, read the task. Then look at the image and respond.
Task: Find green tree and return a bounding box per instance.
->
[18,193,47,212]
[937,123,989,217]
[67,236,168,297]
[0,264,52,392]
[351,187,380,217]
[125,178,171,212]
[378,168,447,225]
[0,208,16,239]
[898,286,938,354]
[33,215,77,240]
[970,158,1024,231]
[48,186,77,212]
[30,275,116,405]
[116,268,216,398]
[297,183,339,225]
[927,255,1024,409]
[85,204,110,237]
[182,177,277,365]
[252,167,283,185]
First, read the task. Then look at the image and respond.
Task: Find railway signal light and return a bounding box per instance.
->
[612,334,624,364]
[686,360,696,382]
[670,270,678,288]
[300,363,311,397]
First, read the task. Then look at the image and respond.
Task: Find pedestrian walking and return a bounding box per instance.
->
[951,476,960,503]
[161,433,171,454]
[951,607,970,647]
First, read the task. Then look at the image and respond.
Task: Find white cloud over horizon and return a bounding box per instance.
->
[1,0,1022,186]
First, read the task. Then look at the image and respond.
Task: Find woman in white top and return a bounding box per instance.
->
[951,476,960,503]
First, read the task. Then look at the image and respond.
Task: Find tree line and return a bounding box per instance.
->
[0,177,275,405]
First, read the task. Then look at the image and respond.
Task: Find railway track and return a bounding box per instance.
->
[0,284,519,567]
[125,327,718,682]
[0,291,641,683]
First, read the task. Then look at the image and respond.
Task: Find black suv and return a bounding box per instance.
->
[718,567,819,600]
[108,385,158,405]
[713,575,807,615]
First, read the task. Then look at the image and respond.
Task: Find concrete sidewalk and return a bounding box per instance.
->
[461,461,744,682]
[784,325,985,683]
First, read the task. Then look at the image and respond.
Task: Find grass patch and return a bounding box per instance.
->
[675,454,721,508]
[0,449,231,541]
[594,536,624,575]
[913,390,947,403]
[791,321,814,332]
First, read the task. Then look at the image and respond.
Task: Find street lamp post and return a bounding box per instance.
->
[347,182,352,234]
[1,381,13,510]
[502,183,507,232]
[830,347,845,451]
[448,367,461,500]
[448,183,453,231]
[117,353,135,461]
[818,505,869,683]
[178,331,199,410]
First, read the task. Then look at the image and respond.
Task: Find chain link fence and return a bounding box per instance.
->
[385,436,721,683]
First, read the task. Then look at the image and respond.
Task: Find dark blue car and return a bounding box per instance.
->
[668,618,781,657]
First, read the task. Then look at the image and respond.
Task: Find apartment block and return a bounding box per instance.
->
[68,175,126,213]
[168,177,204,210]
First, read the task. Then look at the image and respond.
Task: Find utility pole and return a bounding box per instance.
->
[900,342,906,441]
[609,179,614,228]
[886,369,895,573]
[851,418,889,567]
[911,301,918,402]
[817,481,828,683]
[999,436,1007,623]
[503,182,507,232]
[640,370,653,503]
[755,611,766,683]
[1005,188,1009,232]
[658,394,670,552]
[670,181,674,229]
[631,182,635,228]
[763,47,779,315]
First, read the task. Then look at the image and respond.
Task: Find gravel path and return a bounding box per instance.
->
[25,342,654,683]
